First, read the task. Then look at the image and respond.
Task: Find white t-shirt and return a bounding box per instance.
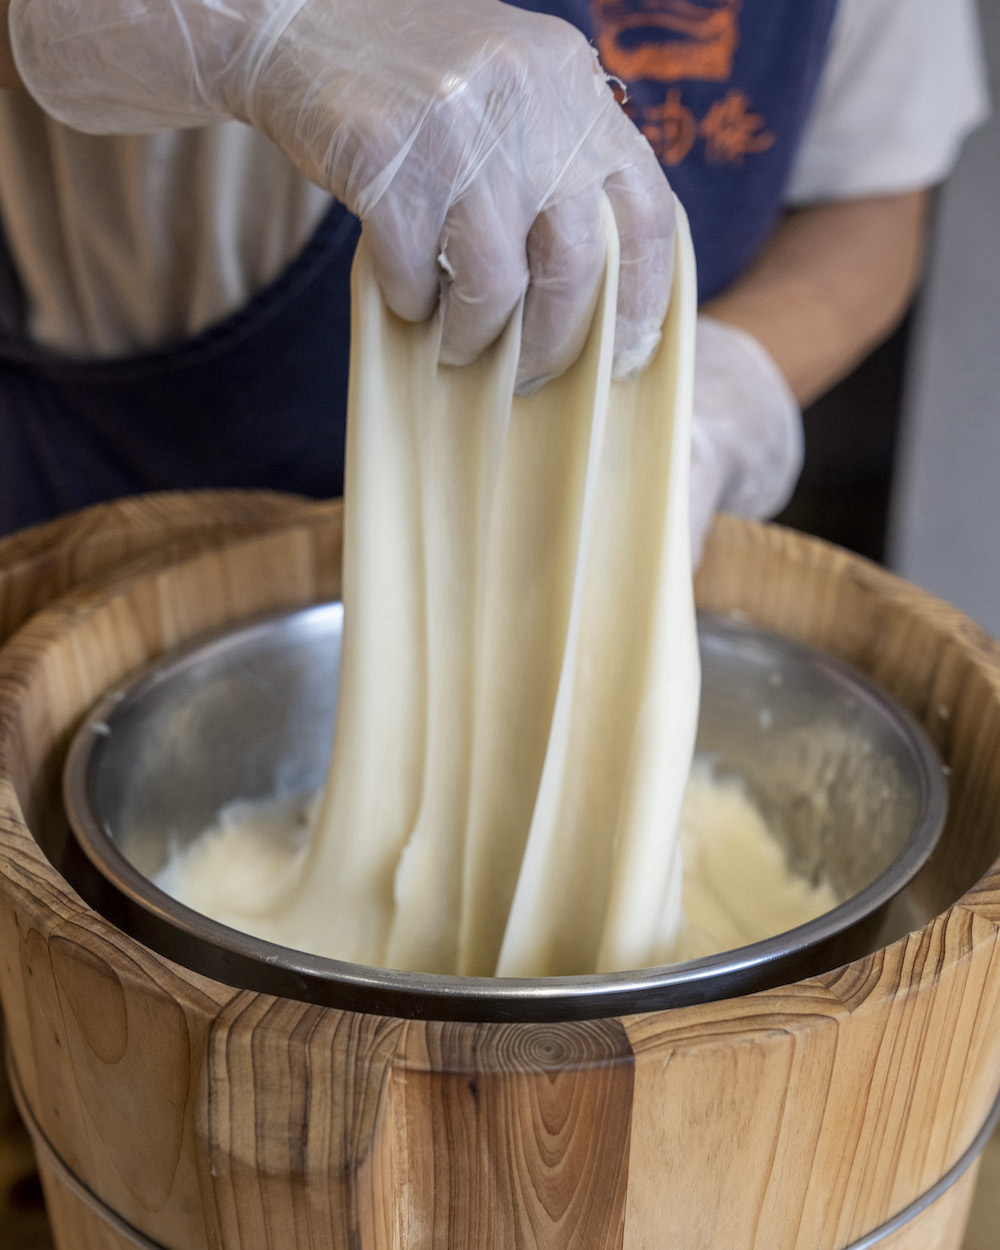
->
[0,0,989,357]
[786,0,990,204]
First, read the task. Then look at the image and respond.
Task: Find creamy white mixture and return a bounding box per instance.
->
[675,759,839,960]
[155,758,839,966]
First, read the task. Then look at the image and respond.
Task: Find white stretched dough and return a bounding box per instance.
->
[181,197,701,977]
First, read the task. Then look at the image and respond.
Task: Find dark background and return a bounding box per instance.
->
[776,311,914,566]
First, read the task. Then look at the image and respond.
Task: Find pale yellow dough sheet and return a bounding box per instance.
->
[157,198,702,977]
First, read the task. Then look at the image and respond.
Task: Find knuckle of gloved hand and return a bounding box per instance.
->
[446,200,528,302]
[514,230,603,391]
[438,252,528,367]
[515,313,587,393]
[606,158,675,251]
[528,193,605,277]
[452,19,566,116]
[482,13,612,156]
[362,200,443,324]
[485,6,596,84]
[377,262,441,325]
[459,258,527,320]
[540,13,604,84]
[602,172,675,364]
[611,318,663,381]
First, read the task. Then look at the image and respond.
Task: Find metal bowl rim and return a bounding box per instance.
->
[61,603,949,1021]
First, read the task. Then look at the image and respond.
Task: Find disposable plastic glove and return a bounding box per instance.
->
[689,315,804,566]
[9,0,676,391]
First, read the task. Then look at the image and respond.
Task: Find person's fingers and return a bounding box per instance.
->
[362,191,444,324]
[349,16,677,391]
[436,180,531,368]
[516,189,607,394]
[603,151,676,380]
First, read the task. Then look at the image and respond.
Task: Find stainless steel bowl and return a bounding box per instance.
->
[62,605,948,1022]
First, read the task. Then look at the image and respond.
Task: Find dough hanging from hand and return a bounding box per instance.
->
[173,197,701,977]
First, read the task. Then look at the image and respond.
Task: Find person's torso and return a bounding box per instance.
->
[0,0,837,533]
[0,92,332,355]
[0,0,838,355]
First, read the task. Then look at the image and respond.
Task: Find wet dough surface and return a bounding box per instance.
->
[159,199,703,977]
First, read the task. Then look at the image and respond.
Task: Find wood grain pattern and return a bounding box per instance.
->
[0,492,328,1250]
[0,502,999,1249]
[390,1019,633,1250]
[204,994,405,1250]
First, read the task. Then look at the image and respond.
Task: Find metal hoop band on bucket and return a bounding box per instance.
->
[8,1036,999,1250]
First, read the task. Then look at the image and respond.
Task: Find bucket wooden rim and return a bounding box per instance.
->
[0,505,999,1027]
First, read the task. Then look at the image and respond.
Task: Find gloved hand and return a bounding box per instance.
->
[689,315,804,567]
[9,0,676,391]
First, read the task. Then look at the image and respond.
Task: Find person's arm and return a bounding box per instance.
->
[686,188,931,563]
[0,0,20,87]
[702,189,931,407]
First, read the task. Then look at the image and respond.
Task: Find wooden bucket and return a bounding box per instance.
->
[1,496,1000,1250]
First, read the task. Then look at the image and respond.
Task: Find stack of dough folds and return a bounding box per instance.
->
[266,198,700,978]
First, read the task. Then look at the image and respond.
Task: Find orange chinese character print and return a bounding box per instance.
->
[638,88,698,166]
[591,0,741,84]
[589,0,777,169]
[699,88,775,163]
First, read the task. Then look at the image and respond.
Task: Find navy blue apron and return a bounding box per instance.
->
[0,203,360,535]
[0,0,836,536]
